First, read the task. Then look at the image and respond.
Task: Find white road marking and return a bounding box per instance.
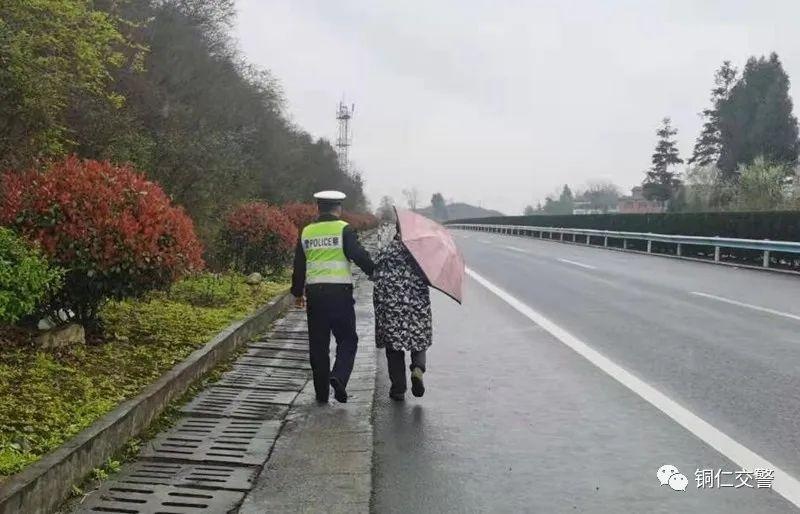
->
[466,267,800,508]
[557,258,596,270]
[690,292,800,322]
[478,239,492,244]
[503,245,527,253]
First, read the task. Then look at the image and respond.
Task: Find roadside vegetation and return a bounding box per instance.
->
[0,273,286,477]
[0,0,379,480]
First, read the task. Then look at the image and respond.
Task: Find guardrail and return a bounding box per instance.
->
[448,223,800,269]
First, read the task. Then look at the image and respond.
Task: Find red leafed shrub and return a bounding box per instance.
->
[0,156,204,324]
[282,202,318,230]
[222,202,297,273]
[342,211,379,231]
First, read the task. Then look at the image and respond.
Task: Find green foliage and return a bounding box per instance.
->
[0,228,62,324]
[718,53,799,174]
[168,273,240,307]
[430,193,449,221]
[689,61,738,167]
[2,0,370,250]
[542,185,575,214]
[0,272,287,476]
[84,1,368,245]
[683,165,736,211]
[580,181,621,213]
[0,0,131,169]
[643,117,683,202]
[735,157,792,211]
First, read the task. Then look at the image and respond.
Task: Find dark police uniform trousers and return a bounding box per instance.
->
[305,283,358,399]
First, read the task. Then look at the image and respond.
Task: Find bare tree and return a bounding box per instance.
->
[376,195,395,221]
[402,187,420,210]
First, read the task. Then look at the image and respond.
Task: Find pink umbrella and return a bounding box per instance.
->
[395,208,465,303]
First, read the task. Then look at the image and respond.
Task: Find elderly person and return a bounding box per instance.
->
[372,228,432,401]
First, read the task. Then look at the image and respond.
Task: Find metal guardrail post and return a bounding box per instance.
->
[714,246,720,262]
[604,236,608,247]
[623,239,627,250]
[763,250,770,268]
[677,243,682,256]
[647,240,652,253]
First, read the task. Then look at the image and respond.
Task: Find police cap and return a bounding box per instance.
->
[314,190,346,207]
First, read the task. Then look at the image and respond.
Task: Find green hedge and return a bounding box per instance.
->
[448,211,800,241]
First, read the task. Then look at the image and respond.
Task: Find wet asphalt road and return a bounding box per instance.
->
[371,231,800,513]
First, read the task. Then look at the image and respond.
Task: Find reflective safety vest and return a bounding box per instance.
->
[301,220,353,285]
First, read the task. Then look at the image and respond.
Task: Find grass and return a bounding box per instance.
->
[0,272,288,478]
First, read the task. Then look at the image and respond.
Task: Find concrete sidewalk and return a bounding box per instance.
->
[72,279,376,514]
[240,280,376,513]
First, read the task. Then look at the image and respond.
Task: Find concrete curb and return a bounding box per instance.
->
[0,290,293,514]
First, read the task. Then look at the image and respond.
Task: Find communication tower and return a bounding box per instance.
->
[336,101,354,173]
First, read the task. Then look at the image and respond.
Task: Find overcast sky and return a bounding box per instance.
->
[235,0,800,214]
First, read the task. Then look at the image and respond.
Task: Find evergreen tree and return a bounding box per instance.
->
[559,185,574,210]
[689,61,738,167]
[643,117,683,202]
[717,53,799,176]
[430,192,449,220]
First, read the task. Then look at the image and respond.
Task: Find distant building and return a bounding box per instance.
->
[617,187,665,214]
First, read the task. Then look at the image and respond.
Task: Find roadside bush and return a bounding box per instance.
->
[0,228,62,324]
[735,158,791,211]
[0,156,204,325]
[221,202,297,274]
[342,211,379,231]
[282,202,318,229]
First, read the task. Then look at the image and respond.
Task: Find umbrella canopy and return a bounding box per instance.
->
[395,208,465,304]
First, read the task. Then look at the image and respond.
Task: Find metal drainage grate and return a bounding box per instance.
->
[107,462,259,491]
[140,418,281,466]
[263,330,308,341]
[75,482,244,513]
[216,365,307,391]
[244,348,308,362]
[248,339,308,351]
[271,317,305,326]
[181,388,295,419]
[235,356,310,370]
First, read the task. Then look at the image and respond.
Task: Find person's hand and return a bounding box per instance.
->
[294,295,306,309]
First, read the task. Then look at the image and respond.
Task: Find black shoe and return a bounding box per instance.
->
[315,396,329,405]
[410,367,425,397]
[389,392,405,401]
[329,377,348,403]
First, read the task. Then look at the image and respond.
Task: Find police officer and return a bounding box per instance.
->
[291,191,375,403]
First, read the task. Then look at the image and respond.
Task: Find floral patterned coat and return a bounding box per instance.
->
[372,239,432,352]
